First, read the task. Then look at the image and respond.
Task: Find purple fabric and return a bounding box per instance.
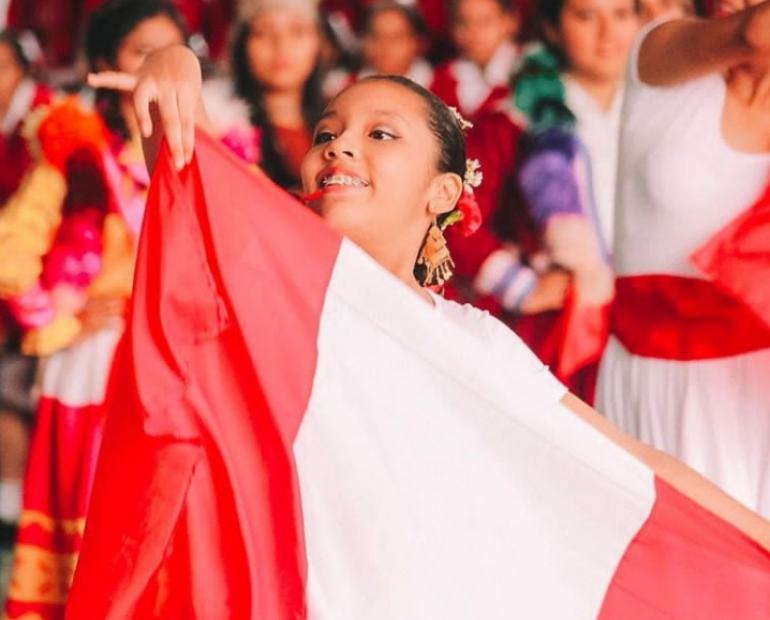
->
[519,149,582,227]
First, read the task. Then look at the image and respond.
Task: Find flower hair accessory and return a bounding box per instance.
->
[464,158,483,190]
[449,106,474,133]
[440,153,484,238]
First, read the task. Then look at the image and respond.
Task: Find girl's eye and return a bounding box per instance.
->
[370,129,396,141]
[314,131,335,145]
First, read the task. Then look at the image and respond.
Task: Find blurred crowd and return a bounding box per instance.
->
[0,0,760,614]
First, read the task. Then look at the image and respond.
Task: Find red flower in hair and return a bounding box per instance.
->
[456,190,482,236]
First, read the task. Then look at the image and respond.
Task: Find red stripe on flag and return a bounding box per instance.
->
[600,477,770,619]
[68,132,341,618]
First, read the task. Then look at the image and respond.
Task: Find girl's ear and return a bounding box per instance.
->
[427,172,464,217]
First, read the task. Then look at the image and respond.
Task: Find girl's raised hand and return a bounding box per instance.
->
[88,44,203,170]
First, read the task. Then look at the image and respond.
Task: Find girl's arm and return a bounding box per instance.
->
[88,44,210,173]
[562,393,770,551]
[638,0,770,85]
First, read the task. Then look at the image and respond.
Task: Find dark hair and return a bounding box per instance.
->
[231,20,326,190]
[85,0,188,141]
[0,30,31,74]
[362,2,429,39]
[449,0,517,19]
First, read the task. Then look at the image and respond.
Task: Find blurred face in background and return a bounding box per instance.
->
[552,0,639,84]
[0,41,25,111]
[113,14,185,76]
[362,8,424,76]
[247,8,321,93]
[452,0,518,68]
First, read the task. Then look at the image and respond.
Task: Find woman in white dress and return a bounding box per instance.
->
[597,1,770,516]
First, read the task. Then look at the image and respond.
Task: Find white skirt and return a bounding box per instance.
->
[596,336,770,518]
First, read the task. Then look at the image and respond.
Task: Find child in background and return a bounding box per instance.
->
[431,0,520,120]
[231,0,325,191]
[359,2,434,87]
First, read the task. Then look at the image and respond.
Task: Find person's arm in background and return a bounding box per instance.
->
[638,0,770,85]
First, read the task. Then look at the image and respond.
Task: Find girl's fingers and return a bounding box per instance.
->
[133,80,155,138]
[177,84,198,165]
[158,90,185,170]
[87,71,138,92]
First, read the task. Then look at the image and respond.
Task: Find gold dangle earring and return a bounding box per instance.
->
[416,220,455,287]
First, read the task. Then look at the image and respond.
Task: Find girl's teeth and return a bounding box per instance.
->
[322,175,367,187]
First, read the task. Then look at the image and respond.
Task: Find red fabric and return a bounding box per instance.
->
[67,132,341,618]
[612,275,770,360]
[5,398,105,620]
[692,182,770,332]
[541,287,609,393]
[600,477,770,619]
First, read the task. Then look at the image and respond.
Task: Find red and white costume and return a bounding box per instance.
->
[431,42,519,120]
[596,25,770,516]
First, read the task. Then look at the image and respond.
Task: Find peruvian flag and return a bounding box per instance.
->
[67,132,770,618]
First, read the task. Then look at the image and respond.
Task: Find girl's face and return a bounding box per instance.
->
[554,0,639,84]
[114,14,185,75]
[452,0,518,68]
[300,81,462,263]
[246,9,321,93]
[362,9,423,76]
[0,42,25,107]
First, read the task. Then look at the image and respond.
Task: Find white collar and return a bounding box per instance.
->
[453,41,519,115]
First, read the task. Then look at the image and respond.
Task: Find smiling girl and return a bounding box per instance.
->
[80,35,770,607]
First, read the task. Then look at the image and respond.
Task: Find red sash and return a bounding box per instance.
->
[611,275,770,360]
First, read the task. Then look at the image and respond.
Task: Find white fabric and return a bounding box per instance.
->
[296,239,655,619]
[38,325,122,407]
[598,338,770,516]
[0,480,22,523]
[1,78,36,135]
[564,76,623,248]
[452,42,518,116]
[598,23,770,517]
[612,22,770,278]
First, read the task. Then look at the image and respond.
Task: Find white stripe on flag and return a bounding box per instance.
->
[295,240,656,619]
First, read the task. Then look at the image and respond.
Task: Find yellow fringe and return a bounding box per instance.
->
[0,163,66,297]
